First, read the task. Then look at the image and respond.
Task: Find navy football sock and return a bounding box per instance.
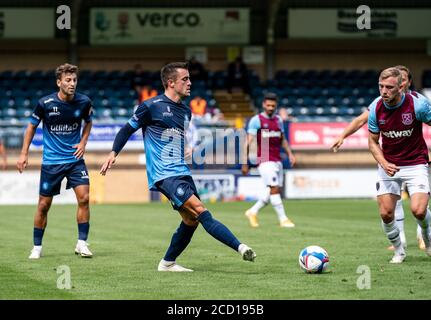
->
[78,222,90,241]
[197,210,241,251]
[33,227,45,246]
[164,221,197,262]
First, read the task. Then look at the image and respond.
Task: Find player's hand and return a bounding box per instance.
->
[100,151,117,176]
[73,142,86,159]
[16,153,28,173]
[331,137,344,153]
[241,164,249,175]
[184,146,193,163]
[383,162,400,177]
[288,153,296,167]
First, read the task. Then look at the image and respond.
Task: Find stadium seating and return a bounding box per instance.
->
[0,68,428,123]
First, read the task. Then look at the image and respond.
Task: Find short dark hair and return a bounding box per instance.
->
[55,63,78,80]
[263,92,278,102]
[160,62,189,88]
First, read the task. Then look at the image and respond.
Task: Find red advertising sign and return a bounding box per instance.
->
[289,122,431,150]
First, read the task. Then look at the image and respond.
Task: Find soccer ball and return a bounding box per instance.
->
[298,245,329,274]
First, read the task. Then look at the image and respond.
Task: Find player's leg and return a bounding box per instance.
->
[378,193,405,263]
[29,195,53,259]
[158,210,198,272]
[182,194,256,262]
[387,199,406,250]
[29,164,63,259]
[67,160,92,257]
[376,166,405,263]
[73,185,92,257]
[245,185,269,228]
[404,164,431,256]
[267,162,294,227]
[409,193,431,256]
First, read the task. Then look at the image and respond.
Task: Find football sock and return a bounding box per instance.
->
[78,222,90,241]
[416,210,430,246]
[250,188,270,213]
[198,210,241,251]
[164,221,197,262]
[394,199,406,245]
[382,219,402,252]
[33,227,45,246]
[270,194,288,222]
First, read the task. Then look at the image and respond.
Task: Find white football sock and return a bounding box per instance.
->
[249,187,270,214]
[270,194,287,222]
[382,219,403,252]
[394,199,406,245]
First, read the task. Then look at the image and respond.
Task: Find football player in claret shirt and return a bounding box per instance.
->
[17,63,93,259]
[368,67,431,263]
[242,92,296,228]
[331,65,429,251]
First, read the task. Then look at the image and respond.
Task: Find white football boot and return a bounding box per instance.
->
[157,259,193,272]
[28,246,42,259]
[75,240,93,258]
[238,244,256,262]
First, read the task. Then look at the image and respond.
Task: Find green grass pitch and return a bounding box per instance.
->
[1,199,430,299]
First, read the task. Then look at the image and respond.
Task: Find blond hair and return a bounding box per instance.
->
[379,67,402,86]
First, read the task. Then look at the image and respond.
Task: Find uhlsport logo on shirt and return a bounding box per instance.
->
[381,128,414,138]
[48,106,61,117]
[163,106,173,117]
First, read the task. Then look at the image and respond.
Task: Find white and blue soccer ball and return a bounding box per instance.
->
[298,245,329,274]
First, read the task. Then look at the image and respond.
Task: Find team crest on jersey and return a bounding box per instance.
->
[176,187,185,196]
[74,110,81,118]
[401,113,413,125]
[263,123,268,128]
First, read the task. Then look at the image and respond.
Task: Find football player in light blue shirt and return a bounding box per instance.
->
[17,64,94,259]
[101,62,256,272]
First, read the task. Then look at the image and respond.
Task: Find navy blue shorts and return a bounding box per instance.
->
[155,175,200,210]
[39,160,90,197]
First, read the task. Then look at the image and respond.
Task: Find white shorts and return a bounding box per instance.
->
[258,161,284,187]
[376,164,430,197]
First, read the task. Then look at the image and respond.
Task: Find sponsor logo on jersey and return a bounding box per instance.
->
[401,113,413,125]
[50,123,79,134]
[261,130,281,138]
[381,128,414,138]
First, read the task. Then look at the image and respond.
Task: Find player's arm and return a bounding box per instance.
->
[368,131,399,177]
[241,134,255,175]
[0,141,7,170]
[100,123,138,175]
[17,123,37,173]
[100,103,150,175]
[281,134,296,167]
[331,110,369,152]
[74,121,92,160]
